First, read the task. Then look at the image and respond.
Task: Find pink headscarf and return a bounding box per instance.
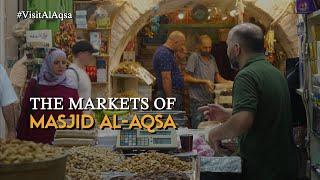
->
[36,49,76,89]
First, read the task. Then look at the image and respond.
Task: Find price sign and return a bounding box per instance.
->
[26,30,52,48]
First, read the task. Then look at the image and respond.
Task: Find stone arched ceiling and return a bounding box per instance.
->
[109,0,298,70]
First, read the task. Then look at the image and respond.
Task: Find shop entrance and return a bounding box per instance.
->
[109,0,298,71]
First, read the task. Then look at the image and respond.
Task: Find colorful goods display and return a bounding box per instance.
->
[55,20,76,62]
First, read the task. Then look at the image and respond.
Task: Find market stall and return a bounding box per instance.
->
[296,2,320,179]
[1,126,243,180]
[1,0,308,180]
[0,139,198,180]
[86,1,301,179]
[116,1,290,125]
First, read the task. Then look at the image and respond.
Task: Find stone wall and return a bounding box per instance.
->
[109,0,298,71]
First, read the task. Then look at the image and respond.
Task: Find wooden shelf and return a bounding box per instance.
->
[111,73,137,78]
[76,28,111,31]
[308,9,320,22]
[160,24,235,29]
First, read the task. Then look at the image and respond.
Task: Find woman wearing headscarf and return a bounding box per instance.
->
[17,49,82,144]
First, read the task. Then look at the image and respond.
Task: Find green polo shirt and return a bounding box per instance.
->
[232,55,298,180]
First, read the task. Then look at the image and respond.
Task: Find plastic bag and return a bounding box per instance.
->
[192,135,214,157]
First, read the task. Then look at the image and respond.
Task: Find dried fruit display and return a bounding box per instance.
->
[112,62,141,75]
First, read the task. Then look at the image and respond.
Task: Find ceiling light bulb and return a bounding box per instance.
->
[208,16,211,20]
[208,8,212,12]
[178,12,185,20]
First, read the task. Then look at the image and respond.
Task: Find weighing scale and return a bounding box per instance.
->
[116,126,178,151]
[115,111,186,152]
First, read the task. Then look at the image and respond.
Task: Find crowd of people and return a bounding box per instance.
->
[152,31,232,128]
[152,23,298,180]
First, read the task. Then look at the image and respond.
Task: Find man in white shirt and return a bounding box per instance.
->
[66,41,97,106]
[0,64,18,139]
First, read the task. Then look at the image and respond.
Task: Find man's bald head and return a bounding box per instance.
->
[197,35,212,56]
[228,23,264,53]
[198,35,212,45]
[166,31,186,51]
[168,31,186,41]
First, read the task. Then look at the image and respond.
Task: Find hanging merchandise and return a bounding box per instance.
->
[296,0,316,14]
[297,15,306,88]
[150,16,160,34]
[236,0,245,23]
[12,19,34,43]
[264,29,275,54]
[264,29,276,64]
[55,20,76,62]
[143,26,154,38]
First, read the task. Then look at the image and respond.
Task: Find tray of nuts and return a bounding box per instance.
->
[66,146,125,180]
[102,152,199,180]
[0,139,64,165]
[0,139,67,180]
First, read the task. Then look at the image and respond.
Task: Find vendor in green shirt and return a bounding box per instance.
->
[199,23,298,180]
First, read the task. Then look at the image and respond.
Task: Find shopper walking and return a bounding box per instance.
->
[66,41,97,106]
